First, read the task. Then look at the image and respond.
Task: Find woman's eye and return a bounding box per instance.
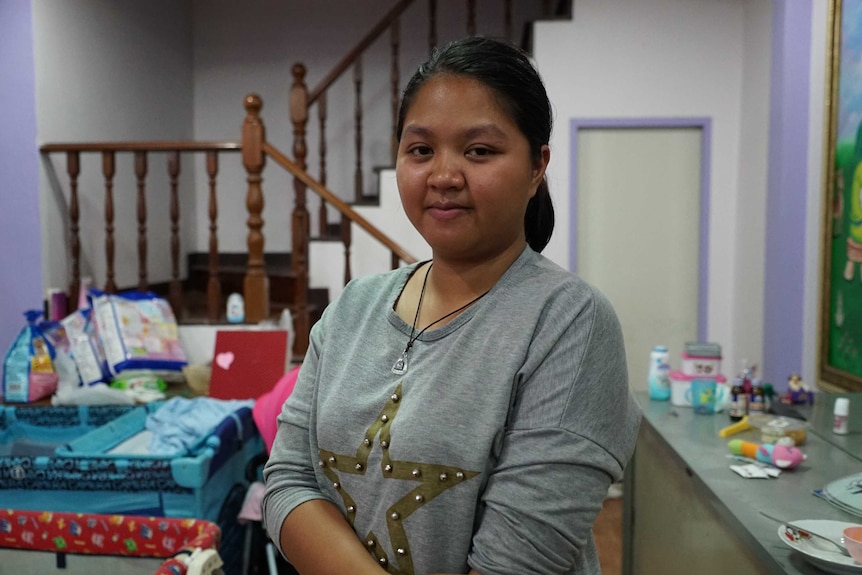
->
[409,146,433,157]
[467,147,494,157]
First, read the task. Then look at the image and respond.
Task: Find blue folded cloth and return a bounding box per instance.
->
[146,396,253,455]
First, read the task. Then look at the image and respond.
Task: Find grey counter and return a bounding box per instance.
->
[623,391,862,575]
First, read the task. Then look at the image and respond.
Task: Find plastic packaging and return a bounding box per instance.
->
[648,345,671,400]
[834,397,850,435]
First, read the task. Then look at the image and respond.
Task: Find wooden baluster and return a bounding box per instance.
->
[354,55,364,202]
[102,151,117,293]
[66,152,81,309]
[167,151,183,318]
[341,214,352,286]
[391,16,400,164]
[135,151,148,292]
[242,94,270,325]
[467,0,476,36]
[206,150,221,323]
[318,92,328,236]
[428,0,437,54]
[290,67,311,357]
[391,252,399,270]
[505,0,513,41]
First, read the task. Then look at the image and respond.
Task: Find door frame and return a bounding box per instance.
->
[569,117,712,341]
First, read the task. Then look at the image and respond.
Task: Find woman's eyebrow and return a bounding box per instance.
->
[401,124,507,140]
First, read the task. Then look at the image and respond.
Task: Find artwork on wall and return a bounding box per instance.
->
[820,0,862,391]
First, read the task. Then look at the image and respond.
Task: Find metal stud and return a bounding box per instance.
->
[396,548,407,556]
[318,460,325,467]
[355,463,364,471]
[381,414,389,423]
[411,469,421,478]
[378,557,388,566]
[390,511,400,521]
[363,438,371,447]
[384,464,393,473]
[366,539,375,548]
[333,482,340,490]
[456,471,465,480]
[347,506,356,514]
[381,440,389,449]
[391,393,400,402]
[439,472,449,482]
[328,456,337,464]
[415,494,424,503]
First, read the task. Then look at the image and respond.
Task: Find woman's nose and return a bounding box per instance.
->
[427,153,465,190]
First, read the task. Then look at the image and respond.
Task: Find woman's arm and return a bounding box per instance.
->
[279,499,386,575]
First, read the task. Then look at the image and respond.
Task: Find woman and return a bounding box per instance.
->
[262,36,641,575]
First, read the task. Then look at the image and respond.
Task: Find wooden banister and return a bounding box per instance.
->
[307,0,416,105]
[262,142,417,265]
[241,93,270,324]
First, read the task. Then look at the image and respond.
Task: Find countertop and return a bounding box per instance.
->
[632,391,862,574]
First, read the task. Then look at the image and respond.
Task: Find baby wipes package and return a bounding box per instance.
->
[91,290,187,376]
[2,310,59,402]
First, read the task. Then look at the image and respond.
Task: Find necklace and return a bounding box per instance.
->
[391,264,490,375]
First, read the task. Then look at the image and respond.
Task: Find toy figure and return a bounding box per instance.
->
[728,438,806,470]
[781,373,814,406]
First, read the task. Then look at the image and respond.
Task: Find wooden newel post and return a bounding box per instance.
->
[290,64,311,357]
[242,93,270,324]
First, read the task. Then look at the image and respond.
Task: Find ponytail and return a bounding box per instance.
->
[525,178,554,252]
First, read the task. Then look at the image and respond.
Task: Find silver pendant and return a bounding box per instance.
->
[391,354,407,375]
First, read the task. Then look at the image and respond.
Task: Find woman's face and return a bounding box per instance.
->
[396,74,549,263]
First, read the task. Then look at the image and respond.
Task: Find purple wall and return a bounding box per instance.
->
[0,0,43,352]
[763,0,810,387]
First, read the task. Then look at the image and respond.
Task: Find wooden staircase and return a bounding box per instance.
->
[39,0,574,360]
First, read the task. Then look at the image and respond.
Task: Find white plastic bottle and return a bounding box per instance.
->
[226,293,245,324]
[834,397,850,435]
[648,345,671,401]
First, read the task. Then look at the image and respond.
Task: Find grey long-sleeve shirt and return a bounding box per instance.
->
[262,246,642,575]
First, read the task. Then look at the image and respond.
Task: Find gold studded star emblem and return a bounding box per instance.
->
[319,383,479,574]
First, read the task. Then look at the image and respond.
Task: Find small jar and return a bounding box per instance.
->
[834,397,850,435]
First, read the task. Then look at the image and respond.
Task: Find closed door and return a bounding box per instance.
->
[574,126,704,391]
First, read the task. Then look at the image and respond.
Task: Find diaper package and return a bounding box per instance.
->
[62,307,110,386]
[2,310,59,402]
[91,290,187,376]
[39,320,82,391]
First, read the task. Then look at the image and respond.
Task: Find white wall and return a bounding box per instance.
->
[34,0,195,292]
[805,0,829,386]
[533,0,771,382]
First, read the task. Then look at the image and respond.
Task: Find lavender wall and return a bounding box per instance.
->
[763,0,811,386]
[0,0,42,352]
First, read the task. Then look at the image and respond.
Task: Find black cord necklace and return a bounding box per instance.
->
[391,263,490,375]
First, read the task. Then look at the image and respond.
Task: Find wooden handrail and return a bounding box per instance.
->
[307,0,416,105]
[40,142,241,152]
[263,141,417,265]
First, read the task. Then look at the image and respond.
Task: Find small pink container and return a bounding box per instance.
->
[680,352,722,378]
[843,525,862,563]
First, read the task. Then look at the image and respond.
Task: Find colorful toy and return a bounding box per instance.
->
[728,438,807,469]
[781,373,814,406]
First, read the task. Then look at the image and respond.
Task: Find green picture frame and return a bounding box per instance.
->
[820,0,862,391]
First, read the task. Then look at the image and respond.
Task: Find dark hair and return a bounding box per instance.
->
[396,36,555,252]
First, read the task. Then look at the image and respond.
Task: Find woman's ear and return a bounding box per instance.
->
[530,145,551,192]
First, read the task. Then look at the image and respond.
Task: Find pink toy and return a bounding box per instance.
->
[728,439,807,469]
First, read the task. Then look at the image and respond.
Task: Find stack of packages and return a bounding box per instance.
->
[1,291,187,405]
[668,342,728,408]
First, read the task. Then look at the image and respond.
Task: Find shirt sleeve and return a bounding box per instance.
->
[468,287,642,575]
[261,310,332,545]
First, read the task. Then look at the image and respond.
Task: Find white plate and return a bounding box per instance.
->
[777,519,862,575]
